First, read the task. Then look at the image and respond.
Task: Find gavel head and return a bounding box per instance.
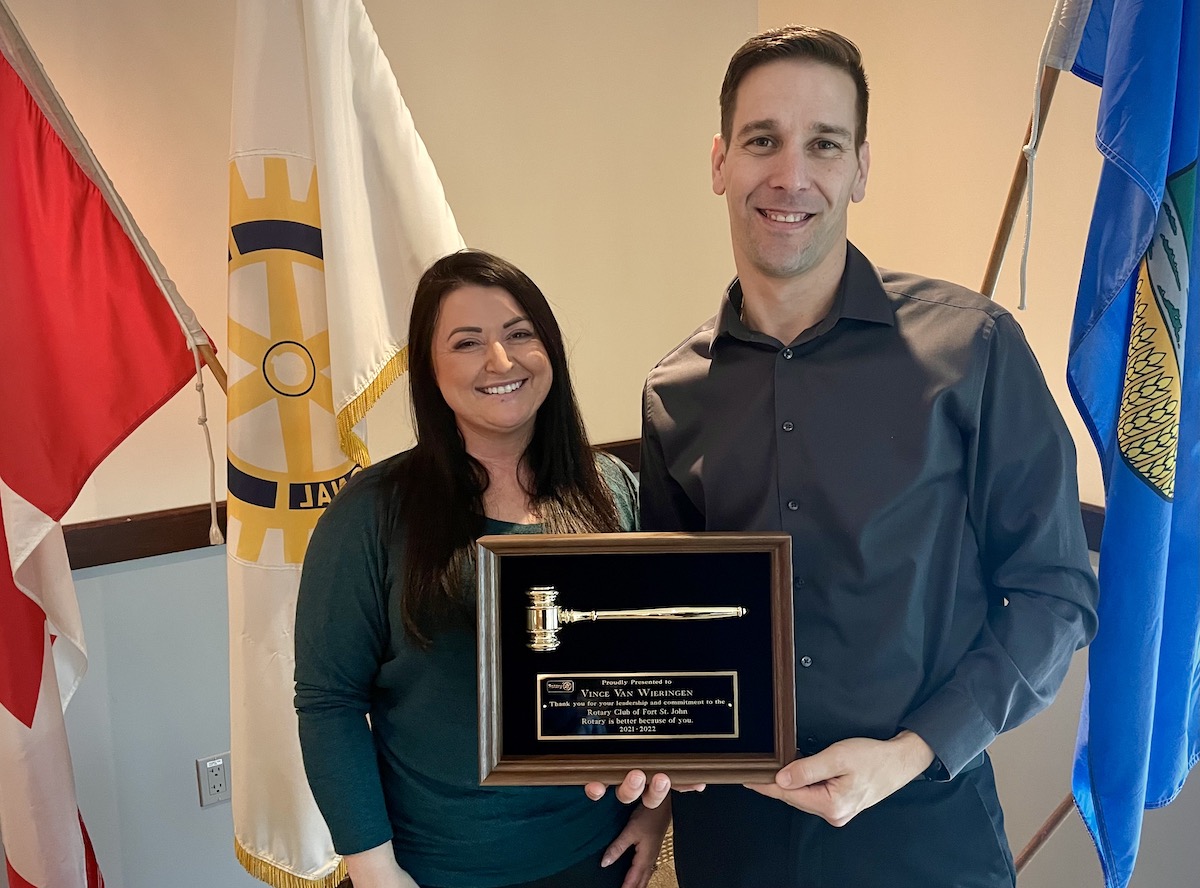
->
[526,586,562,652]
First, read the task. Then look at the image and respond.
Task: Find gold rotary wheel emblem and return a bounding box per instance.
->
[227,155,358,566]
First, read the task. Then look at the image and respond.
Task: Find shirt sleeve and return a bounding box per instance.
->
[294,474,396,854]
[898,313,1100,775]
[640,379,706,532]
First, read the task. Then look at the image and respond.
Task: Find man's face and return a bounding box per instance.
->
[713,58,870,285]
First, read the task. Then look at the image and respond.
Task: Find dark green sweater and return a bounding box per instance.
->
[295,450,638,887]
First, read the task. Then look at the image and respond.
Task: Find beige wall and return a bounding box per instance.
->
[5,0,756,522]
[11,0,1106,522]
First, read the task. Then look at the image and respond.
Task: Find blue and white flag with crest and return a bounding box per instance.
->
[1066,0,1199,885]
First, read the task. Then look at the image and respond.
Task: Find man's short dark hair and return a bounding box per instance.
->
[719,26,869,148]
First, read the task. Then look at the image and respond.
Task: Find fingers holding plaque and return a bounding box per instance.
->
[476,532,795,786]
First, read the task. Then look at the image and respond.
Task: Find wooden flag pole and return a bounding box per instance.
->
[1016,793,1077,873]
[979,66,1061,298]
[197,341,228,394]
[980,60,1080,875]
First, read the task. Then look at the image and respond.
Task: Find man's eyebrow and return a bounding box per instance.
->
[735,118,778,140]
[811,123,854,141]
[734,119,854,142]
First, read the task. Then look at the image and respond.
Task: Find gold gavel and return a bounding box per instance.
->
[525,585,747,652]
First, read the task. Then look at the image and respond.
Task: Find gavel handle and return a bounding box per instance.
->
[560,606,746,624]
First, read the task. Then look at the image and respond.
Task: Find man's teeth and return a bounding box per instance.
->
[482,381,524,395]
[765,211,809,223]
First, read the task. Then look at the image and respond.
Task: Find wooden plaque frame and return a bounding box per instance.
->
[477,531,794,785]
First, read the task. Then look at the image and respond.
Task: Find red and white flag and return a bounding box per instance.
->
[0,4,208,885]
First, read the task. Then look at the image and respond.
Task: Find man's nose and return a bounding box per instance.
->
[767,147,811,191]
[486,340,514,372]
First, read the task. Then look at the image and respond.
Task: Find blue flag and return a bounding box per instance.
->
[1067,1,1199,886]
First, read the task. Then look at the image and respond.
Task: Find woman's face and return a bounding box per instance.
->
[431,284,553,450]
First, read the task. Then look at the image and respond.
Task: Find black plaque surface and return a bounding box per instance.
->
[477,532,794,785]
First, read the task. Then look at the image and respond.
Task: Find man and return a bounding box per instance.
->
[594,25,1098,888]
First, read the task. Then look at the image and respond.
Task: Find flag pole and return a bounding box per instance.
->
[978,58,1079,876]
[197,342,228,393]
[1016,794,1076,873]
[979,65,1061,297]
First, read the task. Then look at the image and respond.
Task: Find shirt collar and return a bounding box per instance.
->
[840,242,895,326]
[714,242,895,347]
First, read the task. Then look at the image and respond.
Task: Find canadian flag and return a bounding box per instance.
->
[0,6,207,886]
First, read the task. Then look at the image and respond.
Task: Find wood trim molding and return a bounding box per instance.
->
[64,502,228,570]
[62,439,1102,569]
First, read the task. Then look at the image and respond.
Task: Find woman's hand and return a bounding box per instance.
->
[343,842,419,888]
[586,770,705,808]
[600,799,672,888]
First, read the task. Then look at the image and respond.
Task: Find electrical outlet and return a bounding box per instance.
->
[195,753,231,807]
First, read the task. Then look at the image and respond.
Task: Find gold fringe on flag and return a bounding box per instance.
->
[335,345,410,469]
[235,839,348,888]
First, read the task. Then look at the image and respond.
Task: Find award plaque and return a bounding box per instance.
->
[476,531,794,786]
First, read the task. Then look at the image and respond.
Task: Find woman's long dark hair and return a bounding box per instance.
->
[382,249,620,646]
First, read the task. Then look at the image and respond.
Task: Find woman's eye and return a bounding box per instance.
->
[452,338,480,350]
[509,328,534,341]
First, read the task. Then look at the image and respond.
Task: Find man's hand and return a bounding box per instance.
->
[584,770,705,808]
[601,800,672,888]
[747,731,935,827]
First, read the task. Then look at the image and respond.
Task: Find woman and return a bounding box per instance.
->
[295,249,667,888]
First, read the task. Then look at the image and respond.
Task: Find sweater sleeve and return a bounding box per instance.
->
[294,471,396,854]
[597,450,640,531]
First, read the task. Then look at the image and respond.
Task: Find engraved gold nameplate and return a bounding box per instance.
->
[525,586,747,651]
[537,671,739,740]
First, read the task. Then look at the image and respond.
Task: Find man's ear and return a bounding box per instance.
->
[852,141,870,203]
[711,133,728,196]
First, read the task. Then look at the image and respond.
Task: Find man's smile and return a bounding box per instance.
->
[760,209,814,224]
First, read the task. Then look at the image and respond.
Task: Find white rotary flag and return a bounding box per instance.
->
[227,1,463,884]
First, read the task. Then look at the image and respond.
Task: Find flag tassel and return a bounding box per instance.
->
[335,345,408,470]
[235,839,347,888]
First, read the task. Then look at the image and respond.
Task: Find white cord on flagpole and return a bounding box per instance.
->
[1017,14,1059,311]
[188,345,224,546]
[1018,0,1093,310]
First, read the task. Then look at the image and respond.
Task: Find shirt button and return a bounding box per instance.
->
[800,656,813,668]
[787,500,799,511]
[782,421,794,432]
[782,348,794,359]
[793,577,805,590]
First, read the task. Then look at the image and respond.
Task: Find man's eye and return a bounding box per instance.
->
[748,136,774,149]
[814,140,841,152]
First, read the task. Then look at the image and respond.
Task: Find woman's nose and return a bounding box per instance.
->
[486,340,513,372]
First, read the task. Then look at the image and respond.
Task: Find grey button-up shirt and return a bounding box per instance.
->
[640,243,1098,775]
